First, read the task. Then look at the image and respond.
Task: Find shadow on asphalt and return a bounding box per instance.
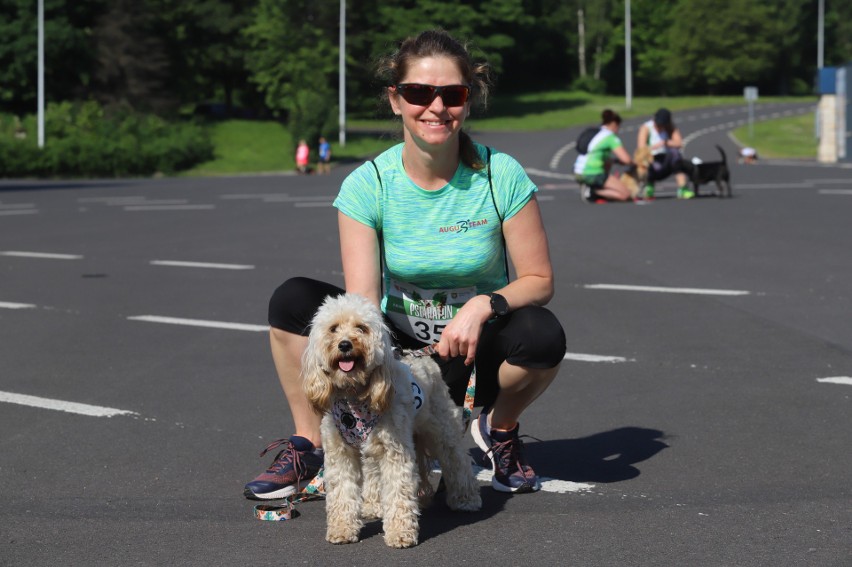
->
[464,426,670,484]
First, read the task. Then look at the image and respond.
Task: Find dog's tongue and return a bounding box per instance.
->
[339,359,355,372]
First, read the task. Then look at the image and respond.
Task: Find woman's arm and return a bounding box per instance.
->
[612,144,632,166]
[338,211,382,307]
[437,196,555,365]
[667,127,684,149]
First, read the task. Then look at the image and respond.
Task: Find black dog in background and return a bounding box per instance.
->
[679,145,732,198]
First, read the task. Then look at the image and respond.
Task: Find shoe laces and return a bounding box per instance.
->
[259,439,305,477]
[487,433,539,480]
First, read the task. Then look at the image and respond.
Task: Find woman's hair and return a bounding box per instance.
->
[601,109,622,126]
[376,29,492,170]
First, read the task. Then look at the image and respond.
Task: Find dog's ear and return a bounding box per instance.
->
[365,361,395,414]
[302,334,333,413]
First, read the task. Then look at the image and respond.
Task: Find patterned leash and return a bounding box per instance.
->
[254,344,476,521]
[253,467,326,521]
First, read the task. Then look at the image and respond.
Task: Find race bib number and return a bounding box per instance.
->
[386,279,477,343]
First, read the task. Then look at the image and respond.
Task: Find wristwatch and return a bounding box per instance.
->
[488,292,509,318]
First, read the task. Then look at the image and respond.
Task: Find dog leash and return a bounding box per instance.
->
[253,467,326,521]
[399,343,476,431]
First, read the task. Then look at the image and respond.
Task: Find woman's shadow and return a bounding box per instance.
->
[410,426,669,543]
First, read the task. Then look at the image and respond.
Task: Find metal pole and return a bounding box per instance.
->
[817,0,824,69]
[625,0,632,110]
[338,0,346,147]
[38,0,44,148]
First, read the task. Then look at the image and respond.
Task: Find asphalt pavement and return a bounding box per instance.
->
[1,102,850,566]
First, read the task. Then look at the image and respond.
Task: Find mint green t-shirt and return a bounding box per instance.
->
[333,142,536,342]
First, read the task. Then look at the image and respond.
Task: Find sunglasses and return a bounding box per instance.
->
[394,83,471,107]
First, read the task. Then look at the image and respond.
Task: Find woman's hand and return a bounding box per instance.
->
[436,294,492,366]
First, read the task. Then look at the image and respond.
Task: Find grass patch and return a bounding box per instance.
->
[183,119,292,176]
[730,112,818,159]
[188,93,817,176]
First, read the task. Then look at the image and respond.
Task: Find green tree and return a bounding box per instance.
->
[245,0,338,144]
[0,0,103,115]
[664,0,776,93]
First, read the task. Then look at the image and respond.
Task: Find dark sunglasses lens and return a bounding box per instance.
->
[398,84,470,106]
[440,86,469,106]
[400,84,437,105]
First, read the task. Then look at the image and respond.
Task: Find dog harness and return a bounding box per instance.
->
[332,376,426,448]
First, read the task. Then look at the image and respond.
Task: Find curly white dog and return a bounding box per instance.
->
[303,293,482,548]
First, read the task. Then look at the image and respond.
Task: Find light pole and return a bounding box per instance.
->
[817,0,824,69]
[38,0,44,148]
[625,0,632,110]
[338,0,346,147]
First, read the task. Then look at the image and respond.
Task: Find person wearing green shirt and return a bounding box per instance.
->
[573,109,635,202]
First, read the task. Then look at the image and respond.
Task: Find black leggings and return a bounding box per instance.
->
[268,277,567,408]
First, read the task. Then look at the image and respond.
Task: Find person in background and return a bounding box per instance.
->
[573,109,635,203]
[317,137,331,174]
[295,139,310,174]
[637,108,693,199]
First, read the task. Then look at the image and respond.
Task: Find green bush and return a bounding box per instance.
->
[0,101,214,178]
[571,76,607,95]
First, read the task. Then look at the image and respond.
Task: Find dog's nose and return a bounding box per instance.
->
[338,340,353,353]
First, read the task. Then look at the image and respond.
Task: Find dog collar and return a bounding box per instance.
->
[332,398,381,447]
[331,378,426,447]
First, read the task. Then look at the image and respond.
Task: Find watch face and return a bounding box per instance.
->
[490,293,509,316]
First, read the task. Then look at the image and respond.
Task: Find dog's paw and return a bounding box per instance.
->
[326,529,360,545]
[384,530,418,548]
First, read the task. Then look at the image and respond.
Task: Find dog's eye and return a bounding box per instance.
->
[329,324,338,333]
[356,324,369,334]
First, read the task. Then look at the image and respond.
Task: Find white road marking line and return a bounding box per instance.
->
[0,209,38,216]
[0,251,83,260]
[150,260,255,270]
[816,376,852,386]
[585,284,750,296]
[0,301,37,309]
[123,204,214,211]
[0,391,138,417]
[128,315,267,332]
[472,465,595,494]
[0,203,35,209]
[78,196,147,203]
[818,189,852,195]
[262,195,337,202]
[564,352,629,363]
[294,201,334,207]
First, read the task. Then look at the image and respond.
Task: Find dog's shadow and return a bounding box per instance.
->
[390,426,669,543]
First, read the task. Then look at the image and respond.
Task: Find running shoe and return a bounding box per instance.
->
[677,186,695,199]
[643,184,655,200]
[471,410,541,493]
[244,436,324,500]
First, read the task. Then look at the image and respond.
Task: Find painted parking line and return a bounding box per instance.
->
[0,301,37,309]
[127,315,267,332]
[0,391,138,418]
[585,284,751,296]
[816,376,852,386]
[150,260,255,270]
[124,204,215,211]
[0,251,83,260]
[564,352,629,363]
[472,465,594,494]
[818,189,852,195]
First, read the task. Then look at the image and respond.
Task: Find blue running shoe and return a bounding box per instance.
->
[244,436,324,500]
[471,410,540,493]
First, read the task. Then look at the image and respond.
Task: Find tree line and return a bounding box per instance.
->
[2,0,850,136]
